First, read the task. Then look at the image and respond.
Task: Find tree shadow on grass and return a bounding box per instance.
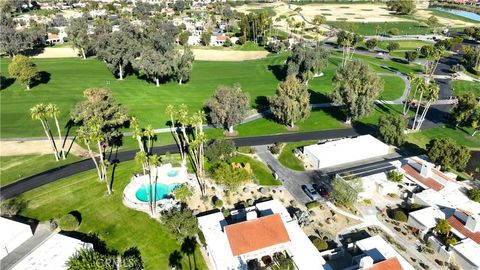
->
[181,236,198,270]
[31,71,51,88]
[0,77,15,90]
[267,64,286,81]
[321,106,346,123]
[254,95,269,112]
[308,90,331,104]
[169,250,183,269]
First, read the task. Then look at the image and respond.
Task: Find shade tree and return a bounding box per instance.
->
[30,104,60,161]
[8,54,39,90]
[133,47,176,87]
[161,208,198,241]
[175,45,194,85]
[336,31,363,67]
[365,39,378,51]
[386,0,416,14]
[426,137,471,171]
[67,15,92,59]
[377,114,406,146]
[330,60,383,123]
[286,45,329,84]
[269,76,311,128]
[451,92,477,127]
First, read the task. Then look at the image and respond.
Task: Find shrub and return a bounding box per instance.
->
[306,201,320,209]
[205,139,236,162]
[467,188,480,202]
[0,198,27,217]
[269,142,284,154]
[388,28,400,36]
[387,170,403,182]
[214,198,223,208]
[312,238,328,251]
[393,210,408,222]
[57,213,80,231]
[198,230,206,247]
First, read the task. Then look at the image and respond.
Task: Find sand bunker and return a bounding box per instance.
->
[192,49,269,61]
[0,139,88,157]
[34,47,78,58]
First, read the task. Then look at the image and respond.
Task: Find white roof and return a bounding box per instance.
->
[304,135,389,169]
[453,239,480,267]
[11,234,91,270]
[0,217,33,259]
[414,187,480,215]
[408,207,448,230]
[355,235,414,270]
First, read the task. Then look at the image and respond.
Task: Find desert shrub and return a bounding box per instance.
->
[388,28,400,36]
[312,238,328,251]
[393,210,408,222]
[0,198,27,217]
[306,201,320,209]
[198,230,206,246]
[269,142,284,154]
[214,198,223,208]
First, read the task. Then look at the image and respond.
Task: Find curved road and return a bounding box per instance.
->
[0,128,363,200]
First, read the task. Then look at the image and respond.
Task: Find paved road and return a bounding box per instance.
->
[0,128,361,200]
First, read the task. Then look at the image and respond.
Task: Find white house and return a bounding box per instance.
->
[346,235,415,270]
[303,135,390,170]
[198,199,331,270]
[358,171,400,200]
[210,35,227,46]
[0,217,33,260]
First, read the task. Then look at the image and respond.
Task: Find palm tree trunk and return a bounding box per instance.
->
[81,48,86,59]
[40,120,59,161]
[403,86,412,116]
[413,94,423,130]
[119,64,123,80]
[97,142,111,195]
[54,116,66,159]
[416,101,431,131]
[137,137,145,152]
[473,129,478,136]
[85,141,102,182]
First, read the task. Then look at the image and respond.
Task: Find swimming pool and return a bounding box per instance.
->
[135,183,177,202]
[167,170,179,177]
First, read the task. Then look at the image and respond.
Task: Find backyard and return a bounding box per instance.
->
[14,160,206,270]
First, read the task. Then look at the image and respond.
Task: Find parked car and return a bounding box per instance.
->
[302,184,321,200]
[313,184,329,198]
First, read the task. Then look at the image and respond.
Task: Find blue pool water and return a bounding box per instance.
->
[167,170,178,177]
[430,8,480,22]
[135,183,177,202]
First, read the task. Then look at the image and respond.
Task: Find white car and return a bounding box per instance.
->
[302,184,321,200]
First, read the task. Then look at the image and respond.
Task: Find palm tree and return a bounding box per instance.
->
[165,105,184,163]
[178,104,191,165]
[130,117,145,152]
[412,78,427,131]
[30,104,59,161]
[147,154,160,216]
[404,73,418,116]
[143,125,155,154]
[135,151,148,175]
[46,103,65,159]
[415,82,439,131]
[189,111,207,195]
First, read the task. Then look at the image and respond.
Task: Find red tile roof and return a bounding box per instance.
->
[225,214,290,256]
[447,216,480,244]
[402,164,444,191]
[47,34,59,40]
[368,257,404,270]
[215,35,227,41]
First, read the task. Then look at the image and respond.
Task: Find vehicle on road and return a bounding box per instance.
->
[302,184,321,200]
[313,184,329,198]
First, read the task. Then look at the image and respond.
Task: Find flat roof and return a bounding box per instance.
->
[356,235,414,270]
[11,233,90,270]
[452,239,480,267]
[225,214,290,256]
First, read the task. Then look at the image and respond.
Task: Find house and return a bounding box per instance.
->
[46,33,64,45]
[210,35,227,46]
[198,199,331,270]
[358,171,402,200]
[407,206,451,238]
[345,235,415,270]
[303,135,390,170]
[0,217,33,260]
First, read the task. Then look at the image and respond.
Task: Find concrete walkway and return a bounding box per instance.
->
[0,224,55,270]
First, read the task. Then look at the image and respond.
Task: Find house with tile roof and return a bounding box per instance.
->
[197,199,331,270]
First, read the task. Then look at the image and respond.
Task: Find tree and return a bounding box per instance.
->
[451,92,477,127]
[330,60,383,122]
[405,51,419,63]
[451,64,465,73]
[179,31,190,46]
[387,42,400,52]
[210,162,252,190]
[386,0,416,14]
[266,42,285,54]
[173,184,194,203]
[31,104,59,161]
[67,15,92,59]
[434,219,451,236]
[206,84,250,133]
[66,248,111,270]
[331,175,362,207]
[57,213,80,231]
[269,76,311,128]
[286,45,329,84]
[337,31,363,67]
[201,31,211,46]
[0,14,32,57]
[204,139,236,162]
[462,45,480,73]
[420,45,434,58]
[8,54,39,90]
[467,188,480,203]
[393,210,408,222]
[427,16,439,27]
[96,30,140,80]
[312,238,328,251]
[413,81,439,131]
[426,138,471,171]
[175,45,194,85]
[464,27,480,41]
[365,39,378,51]
[173,0,186,13]
[378,114,406,146]
[46,103,66,159]
[133,47,176,87]
[387,170,404,182]
[132,2,154,19]
[160,208,198,241]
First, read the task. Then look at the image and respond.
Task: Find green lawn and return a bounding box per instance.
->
[278,141,316,171]
[405,125,480,150]
[451,80,480,98]
[327,21,434,36]
[380,76,405,100]
[377,40,432,51]
[231,154,281,186]
[427,9,480,24]
[0,154,80,186]
[15,160,206,270]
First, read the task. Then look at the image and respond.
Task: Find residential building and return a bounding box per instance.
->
[0,217,33,260]
[198,199,331,270]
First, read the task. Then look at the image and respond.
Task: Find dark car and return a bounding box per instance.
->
[313,184,329,198]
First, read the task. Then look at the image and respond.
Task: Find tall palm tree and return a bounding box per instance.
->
[404,73,418,116]
[135,151,148,175]
[165,105,184,163]
[30,104,59,161]
[130,117,145,152]
[412,78,427,131]
[189,111,207,195]
[143,125,155,154]
[415,82,439,131]
[46,103,65,159]
[147,154,160,216]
